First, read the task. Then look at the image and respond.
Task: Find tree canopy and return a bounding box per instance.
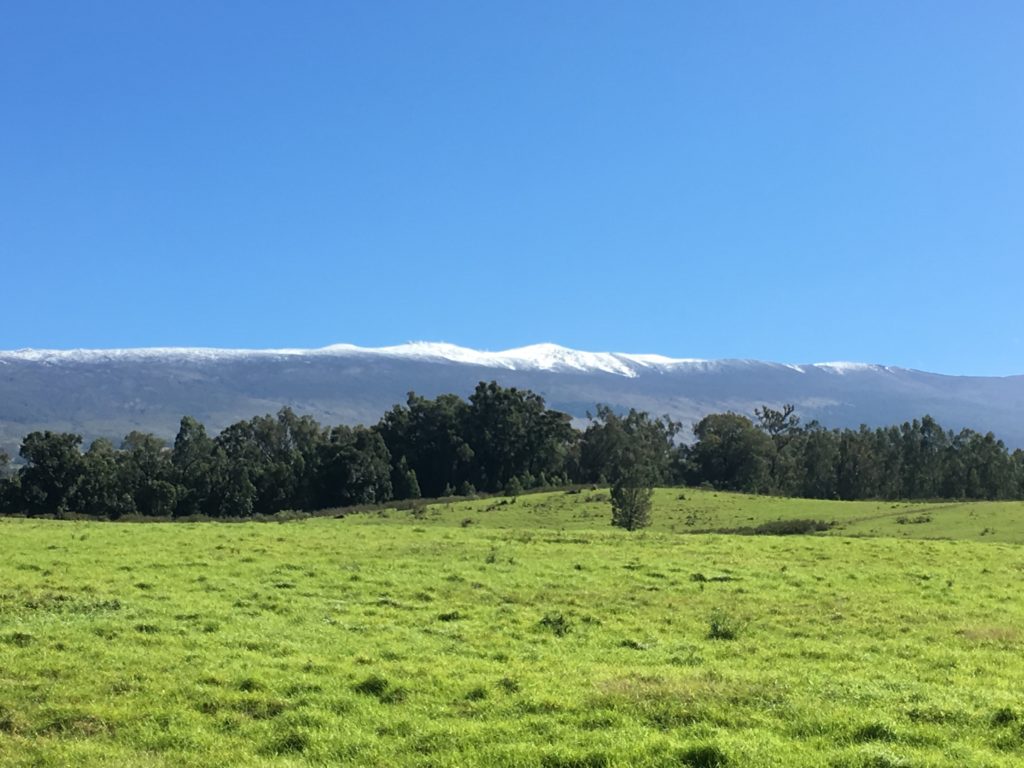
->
[0,391,1022,520]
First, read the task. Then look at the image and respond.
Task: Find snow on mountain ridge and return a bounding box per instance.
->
[0,342,895,377]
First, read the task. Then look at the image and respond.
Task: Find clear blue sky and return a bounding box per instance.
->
[2,2,1022,375]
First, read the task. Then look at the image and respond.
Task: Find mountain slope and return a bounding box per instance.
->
[1,342,1022,453]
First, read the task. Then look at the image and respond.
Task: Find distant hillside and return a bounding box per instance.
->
[1,342,1023,453]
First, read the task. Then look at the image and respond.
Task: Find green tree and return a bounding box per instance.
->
[171,416,218,516]
[213,408,323,515]
[835,426,882,500]
[391,456,421,500]
[316,425,393,507]
[465,381,575,492]
[610,481,654,531]
[797,423,839,499]
[755,404,803,493]
[376,392,474,498]
[18,431,85,515]
[0,450,18,516]
[581,406,679,531]
[120,432,179,516]
[73,438,135,517]
[898,416,948,498]
[689,413,774,492]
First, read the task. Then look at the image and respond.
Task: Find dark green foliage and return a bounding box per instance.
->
[376,392,475,499]
[750,519,831,535]
[497,676,520,693]
[852,722,899,742]
[538,612,573,636]
[74,439,135,518]
[991,707,1017,726]
[353,674,390,697]
[377,383,575,499]
[465,381,576,492]
[1,393,1023,521]
[676,744,730,768]
[316,425,392,508]
[391,456,421,500]
[687,407,1023,502]
[171,416,218,517]
[582,405,678,531]
[580,405,678,487]
[610,483,653,531]
[353,674,407,703]
[688,413,774,493]
[465,685,488,701]
[16,431,85,515]
[504,475,524,497]
[707,608,744,640]
[264,731,309,755]
[119,432,176,516]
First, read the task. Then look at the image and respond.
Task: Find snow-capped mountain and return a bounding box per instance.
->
[1,342,1022,453]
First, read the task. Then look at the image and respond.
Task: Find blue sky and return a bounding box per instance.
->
[2,2,1022,374]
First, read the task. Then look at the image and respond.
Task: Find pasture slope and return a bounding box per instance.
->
[2,489,1024,767]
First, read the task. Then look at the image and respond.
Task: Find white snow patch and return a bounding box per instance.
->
[0,342,893,378]
[812,362,882,374]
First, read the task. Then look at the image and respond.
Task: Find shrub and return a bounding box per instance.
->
[752,519,831,535]
[505,477,524,497]
[353,674,390,697]
[538,612,573,637]
[497,676,520,693]
[610,481,653,531]
[378,686,408,704]
[352,673,407,703]
[0,705,23,734]
[991,707,1017,726]
[707,609,744,640]
[465,686,488,701]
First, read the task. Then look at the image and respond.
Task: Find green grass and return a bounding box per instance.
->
[369,487,1024,544]
[3,489,1024,766]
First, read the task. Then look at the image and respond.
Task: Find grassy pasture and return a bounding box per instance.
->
[2,490,1024,766]
[378,488,1024,544]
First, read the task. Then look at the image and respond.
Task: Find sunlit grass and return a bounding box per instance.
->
[2,489,1024,766]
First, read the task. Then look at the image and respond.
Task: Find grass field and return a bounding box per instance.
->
[3,489,1024,766]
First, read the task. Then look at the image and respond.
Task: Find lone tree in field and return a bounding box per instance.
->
[582,405,680,531]
[610,477,654,531]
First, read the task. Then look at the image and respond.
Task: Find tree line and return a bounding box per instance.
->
[0,384,1021,519]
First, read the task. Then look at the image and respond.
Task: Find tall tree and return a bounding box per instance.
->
[797,423,839,499]
[376,393,474,498]
[689,413,774,492]
[18,431,85,515]
[73,438,135,517]
[171,416,219,516]
[120,432,179,516]
[316,425,392,507]
[465,381,575,491]
[581,406,679,531]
